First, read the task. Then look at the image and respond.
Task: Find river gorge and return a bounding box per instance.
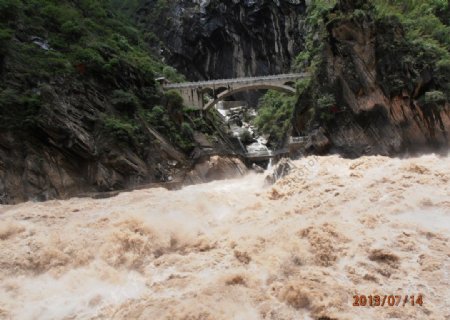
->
[1,0,450,319]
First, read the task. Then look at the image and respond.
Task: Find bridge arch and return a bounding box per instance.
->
[284,81,296,87]
[204,84,295,110]
[162,73,310,110]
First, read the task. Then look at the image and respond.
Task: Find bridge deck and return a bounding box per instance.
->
[244,148,289,161]
[163,73,310,90]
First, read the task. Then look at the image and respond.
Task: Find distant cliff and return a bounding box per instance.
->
[136,0,308,79]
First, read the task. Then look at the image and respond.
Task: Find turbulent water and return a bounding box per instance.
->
[0,155,449,320]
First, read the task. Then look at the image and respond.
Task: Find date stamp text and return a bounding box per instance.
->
[353,295,423,307]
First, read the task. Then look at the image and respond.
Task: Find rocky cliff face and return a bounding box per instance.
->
[0,0,201,204]
[142,0,449,156]
[293,1,450,157]
[2,0,449,204]
[0,73,188,204]
[136,0,307,79]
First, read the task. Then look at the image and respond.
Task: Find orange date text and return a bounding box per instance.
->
[352,295,423,307]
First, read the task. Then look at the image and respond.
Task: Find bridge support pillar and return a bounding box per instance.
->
[177,88,204,110]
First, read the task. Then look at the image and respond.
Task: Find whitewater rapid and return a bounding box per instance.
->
[0,154,449,320]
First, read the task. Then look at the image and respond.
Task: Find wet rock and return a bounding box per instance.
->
[186,155,248,183]
[305,127,331,154]
[264,158,295,185]
[251,163,265,174]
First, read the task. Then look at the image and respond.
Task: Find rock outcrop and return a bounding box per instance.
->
[264,157,295,185]
[0,76,188,204]
[186,155,248,183]
[0,0,205,204]
[293,1,450,157]
[136,0,307,79]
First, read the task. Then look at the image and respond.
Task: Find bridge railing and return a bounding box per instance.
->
[162,73,310,89]
[289,136,308,144]
[245,148,289,158]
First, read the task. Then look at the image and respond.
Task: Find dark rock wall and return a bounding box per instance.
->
[137,0,307,80]
[0,75,186,204]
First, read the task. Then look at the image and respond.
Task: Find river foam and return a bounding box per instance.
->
[0,154,449,319]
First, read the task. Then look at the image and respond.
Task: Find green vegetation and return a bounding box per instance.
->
[293,0,336,73]
[239,129,254,145]
[375,0,450,50]
[0,0,185,89]
[111,90,140,114]
[0,0,203,155]
[142,105,195,152]
[103,116,139,144]
[252,78,313,145]
[162,66,186,83]
[292,0,450,130]
[423,90,447,111]
[316,93,337,122]
[373,0,450,99]
[425,90,447,104]
[253,90,296,146]
[164,90,184,110]
[0,88,42,129]
[181,122,194,139]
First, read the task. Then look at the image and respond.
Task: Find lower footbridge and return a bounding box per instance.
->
[244,148,290,162]
[162,73,310,110]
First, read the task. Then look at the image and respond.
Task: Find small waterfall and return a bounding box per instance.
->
[237,137,247,154]
[267,158,273,170]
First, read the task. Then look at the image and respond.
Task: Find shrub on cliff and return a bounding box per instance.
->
[143,105,195,152]
[111,90,140,114]
[423,90,447,111]
[103,116,138,144]
[60,20,86,41]
[0,88,42,129]
[0,28,13,56]
[240,129,254,145]
[164,90,184,110]
[181,122,194,139]
[425,90,447,104]
[72,47,105,72]
[317,93,337,122]
[0,0,21,21]
[254,90,296,146]
[162,66,186,83]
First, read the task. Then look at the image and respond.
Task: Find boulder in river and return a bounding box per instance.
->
[264,158,295,185]
[186,156,248,184]
[251,163,265,174]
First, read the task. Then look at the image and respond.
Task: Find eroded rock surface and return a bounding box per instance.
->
[293,1,450,156]
[187,155,248,183]
[136,0,307,79]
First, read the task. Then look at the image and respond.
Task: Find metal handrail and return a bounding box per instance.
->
[289,136,308,143]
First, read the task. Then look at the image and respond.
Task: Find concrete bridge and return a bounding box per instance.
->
[162,73,310,110]
[245,148,290,162]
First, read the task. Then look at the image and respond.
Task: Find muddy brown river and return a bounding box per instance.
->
[0,154,449,319]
